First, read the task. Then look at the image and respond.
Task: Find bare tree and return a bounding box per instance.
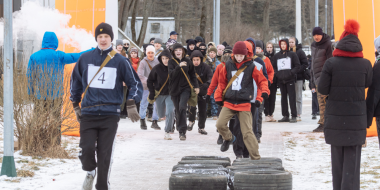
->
[199,0,207,39]
[262,0,272,43]
[137,0,154,46]
[118,0,134,31]
[130,0,138,42]
[174,0,183,42]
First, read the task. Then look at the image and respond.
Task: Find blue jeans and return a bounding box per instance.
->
[155,95,175,133]
[210,92,219,116]
[139,90,159,120]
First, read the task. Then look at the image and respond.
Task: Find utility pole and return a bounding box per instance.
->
[331,2,334,37]
[296,0,302,43]
[1,0,16,177]
[325,0,328,33]
[213,0,220,44]
[315,0,319,27]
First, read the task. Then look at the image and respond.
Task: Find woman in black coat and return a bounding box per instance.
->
[264,41,277,121]
[168,43,199,141]
[318,19,372,190]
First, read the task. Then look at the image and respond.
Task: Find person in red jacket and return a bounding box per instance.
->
[215,41,269,160]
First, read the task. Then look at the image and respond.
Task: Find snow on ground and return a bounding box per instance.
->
[0,90,379,189]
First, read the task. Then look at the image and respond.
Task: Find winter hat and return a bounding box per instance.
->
[333,19,363,58]
[198,42,207,56]
[116,39,123,47]
[190,50,204,60]
[312,27,323,36]
[186,39,196,46]
[154,38,163,44]
[199,42,207,48]
[195,36,204,43]
[130,47,139,55]
[123,39,130,45]
[158,49,172,64]
[95,22,114,41]
[146,45,155,53]
[223,46,233,55]
[222,41,228,47]
[149,37,156,42]
[339,19,360,40]
[255,40,264,50]
[217,44,225,50]
[233,41,248,55]
[209,47,217,54]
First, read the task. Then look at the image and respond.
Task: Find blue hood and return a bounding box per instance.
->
[42,32,58,50]
[245,37,256,55]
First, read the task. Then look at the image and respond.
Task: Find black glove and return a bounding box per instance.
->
[255,100,261,108]
[72,102,81,123]
[216,101,224,107]
[148,92,155,101]
[205,95,210,103]
[268,80,271,87]
[261,92,268,100]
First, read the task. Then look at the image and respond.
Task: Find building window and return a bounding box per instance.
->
[150,23,160,33]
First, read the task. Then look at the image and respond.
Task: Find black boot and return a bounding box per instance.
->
[187,122,195,131]
[289,117,297,123]
[220,135,235,152]
[140,119,147,130]
[312,114,317,120]
[151,120,161,130]
[217,135,223,145]
[179,133,186,141]
[278,116,290,122]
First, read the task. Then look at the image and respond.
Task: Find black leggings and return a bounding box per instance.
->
[264,83,277,116]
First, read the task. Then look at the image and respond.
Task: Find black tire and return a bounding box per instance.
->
[178,160,231,168]
[227,165,285,172]
[233,171,292,190]
[182,156,231,162]
[233,157,282,165]
[169,173,228,190]
[172,164,226,172]
[232,160,282,167]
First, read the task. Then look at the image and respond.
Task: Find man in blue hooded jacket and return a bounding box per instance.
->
[26,31,92,146]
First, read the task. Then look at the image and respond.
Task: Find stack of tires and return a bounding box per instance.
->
[228,158,292,190]
[169,156,231,190]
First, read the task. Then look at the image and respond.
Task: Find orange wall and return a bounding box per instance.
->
[55,0,106,136]
[333,0,380,137]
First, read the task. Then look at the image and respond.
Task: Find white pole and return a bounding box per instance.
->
[1,0,17,177]
[215,0,220,45]
[213,0,216,43]
[315,0,319,27]
[296,0,302,43]
[325,0,328,33]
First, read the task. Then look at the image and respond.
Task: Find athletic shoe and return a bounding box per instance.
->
[213,116,218,120]
[236,155,243,159]
[313,124,324,133]
[220,135,235,152]
[278,116,290,122]
[217,135,223,145]
[265,116,271,122]
[151,120,161,130]
[140,119,147,130]
[179,133,186,141]
[312,114,317,120]
[82,170,95,190]
[164,133,172,140]
[198,128,208,135]
[297,116,302,121]
[289,117,297,123]
[269,115,277,122]
[187,122,194,131]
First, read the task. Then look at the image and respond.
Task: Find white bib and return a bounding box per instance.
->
[277,57,291,71]
[87,64,117,89]
[231,71,245,91]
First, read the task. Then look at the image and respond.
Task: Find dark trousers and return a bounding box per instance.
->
[254,101,264,138]
[172,90,190,134]
[312,91,319,114]
[264,83,277,116]
[331,145,362,190]
[79,115,119,190]
[232,106,256,158]
[278,82,297,117]
[189,95,207,129]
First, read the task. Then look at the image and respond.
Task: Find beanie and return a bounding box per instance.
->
[116,39,123,47]
[190,50,204,60]
[146,45,155,53]
[255,40,264,50]
[222,41,228,47]
[130,47,139,55]
[149,37,156,42]
[209,47,217,54]
[195,36,204,43]
[233,41,248,55]
[339,19,360,40]
[312,27,323,36]
[95,22,114,41]
[217,44,225,50]
[223,46,233,55]
[123,39,130,45]
[154,38,163,44]
[199,42,207,48]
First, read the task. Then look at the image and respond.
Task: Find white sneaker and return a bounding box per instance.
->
[297,116,302,121]
[265,116,271,122]
[82,170,96,190]
[269,115,277,122]
[164,133,172,140]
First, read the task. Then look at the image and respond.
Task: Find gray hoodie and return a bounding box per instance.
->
[137,57,160,90]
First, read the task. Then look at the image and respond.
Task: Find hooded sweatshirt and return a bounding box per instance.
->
[137,56,160,90]
[147,49,172,99]
[244,39,269,80]
[272,38,300,84]
[186,39,197,57]
[289,38,308,81]
[190,50,213,96]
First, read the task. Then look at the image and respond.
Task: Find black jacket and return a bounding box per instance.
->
[272,39,300,84]
[318,34,373,146]
[147,49,172,99]
[290,39,308,81]
[310,33,333,88]
[190,50,213,96]
[168,45,198,97]
[186,39,196,56]
[264,48,277,84]
[366,59,380,127]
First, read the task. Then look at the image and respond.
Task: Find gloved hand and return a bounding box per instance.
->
[216,101,224,107]
[261,92,269,100]
[194,88,200,95]
[72,102,81,123]
[180,61,187,67]
[205,95,210,103]
[126,99,140,122]
[268,80,271,88]
[255,100,261,108]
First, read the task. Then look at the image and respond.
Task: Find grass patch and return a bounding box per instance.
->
[17,169,35,177]
[16,159,29,164]
[4,178,21,183]
[361,170,380,175]
[281,132,292,136]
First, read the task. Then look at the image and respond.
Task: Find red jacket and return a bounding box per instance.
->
[207,62,225,96]
[215,59,269,112]
[264,56,274,83]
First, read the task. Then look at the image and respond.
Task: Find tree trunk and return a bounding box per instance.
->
[130,0,138,42]
[118,0,126,28]
[120,0,133,31]
[175,0,182,42]
[262,0,271,43]
[199,0,207,39]
[137,0,153,46]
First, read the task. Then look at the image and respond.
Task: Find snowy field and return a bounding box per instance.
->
[1,91,380,190]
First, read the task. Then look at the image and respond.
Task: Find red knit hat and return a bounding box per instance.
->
[233,41,248,55]
[339,19,360,40]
